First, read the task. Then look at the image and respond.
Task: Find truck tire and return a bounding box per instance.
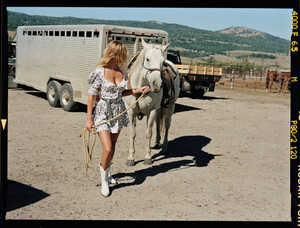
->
[191,88,205,98]
[47,80,61,107]
[60,83,76,111]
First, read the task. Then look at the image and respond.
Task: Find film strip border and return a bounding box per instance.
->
[291,0,300,227]
[0,0,8,224]
[0,1,8,224]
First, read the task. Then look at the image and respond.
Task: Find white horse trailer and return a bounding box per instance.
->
[15,24,168,111]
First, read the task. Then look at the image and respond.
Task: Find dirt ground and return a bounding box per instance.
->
[216,77,291,93]
[6,85,290,221]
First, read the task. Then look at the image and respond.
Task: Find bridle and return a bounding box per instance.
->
[142,56,164,76]
[128,50,175,92]
[141,56,166,92]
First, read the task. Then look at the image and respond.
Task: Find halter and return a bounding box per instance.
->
[141,57,166,93]
[142,57,164,77]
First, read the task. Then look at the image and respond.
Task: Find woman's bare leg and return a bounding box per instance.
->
[98,130,120,196]
[98,130,120,170]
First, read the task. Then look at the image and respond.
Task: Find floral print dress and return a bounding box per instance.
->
[87,67,130,133]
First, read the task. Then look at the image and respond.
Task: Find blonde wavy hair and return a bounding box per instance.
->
[97,40,128,72]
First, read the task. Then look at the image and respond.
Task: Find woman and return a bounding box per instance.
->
[85,41,150,197]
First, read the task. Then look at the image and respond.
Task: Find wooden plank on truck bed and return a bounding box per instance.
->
[175,64,222,76]
[176,64,190,74]
[205,67,213,75]
[214,68,222,75]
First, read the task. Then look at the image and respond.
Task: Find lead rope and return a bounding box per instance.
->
[79,91,146,172]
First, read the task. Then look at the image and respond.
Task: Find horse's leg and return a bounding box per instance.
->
[278,74,282,93]
[126,110,136,166]
[266,76,269,91]
[269,77,273,93]
[144,109,157,165]
[161,106,174,154]
[281,77,287,94]
[153,108,162,149]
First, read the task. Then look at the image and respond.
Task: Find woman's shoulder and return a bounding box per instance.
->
[92,67,105,78]
[88,67,104,84]
[94,66,105,74]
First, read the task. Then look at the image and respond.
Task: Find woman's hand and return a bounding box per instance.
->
[85,119,94,132]
[133,86,151,94]
[141,86,151,94]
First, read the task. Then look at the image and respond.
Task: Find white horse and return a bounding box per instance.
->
[123,39,180,166]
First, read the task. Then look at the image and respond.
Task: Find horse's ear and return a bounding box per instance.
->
[162,42,170,53]
[141,38,148,49]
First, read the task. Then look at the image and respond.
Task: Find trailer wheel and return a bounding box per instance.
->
[60,83,76,111]
[47,80,61,107]
[191,88,205,98]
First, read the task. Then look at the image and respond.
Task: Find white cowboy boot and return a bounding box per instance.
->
[99,165,110,197]
[107,162,117,185]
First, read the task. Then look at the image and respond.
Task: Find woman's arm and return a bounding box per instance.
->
[122,89,134,97]
[122,87,151,97]
[85,95,96,132]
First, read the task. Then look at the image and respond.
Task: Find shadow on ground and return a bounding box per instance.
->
[6,180,50,212]
[111,135,221,193]
[179,90,230,101]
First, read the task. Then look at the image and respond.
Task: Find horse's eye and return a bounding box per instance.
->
[146,58,150,62]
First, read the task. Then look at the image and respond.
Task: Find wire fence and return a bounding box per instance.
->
[216,67,291,93]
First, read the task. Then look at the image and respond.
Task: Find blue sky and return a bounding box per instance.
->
[7,7,292,40]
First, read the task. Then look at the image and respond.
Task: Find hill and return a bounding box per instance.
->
[7,11,290,58]
[218,26,268,38]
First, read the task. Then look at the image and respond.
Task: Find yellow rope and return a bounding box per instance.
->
[79,91,146,172]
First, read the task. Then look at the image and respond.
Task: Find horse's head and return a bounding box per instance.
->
[141,39,170,93]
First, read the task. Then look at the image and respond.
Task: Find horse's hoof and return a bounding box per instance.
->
[126,159,135,166]
[137,112,144,120]
[143,159,153,165]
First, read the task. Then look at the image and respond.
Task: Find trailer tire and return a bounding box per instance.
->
[60,83,76,111]
[47,80,62,107]
[191,88,205,98]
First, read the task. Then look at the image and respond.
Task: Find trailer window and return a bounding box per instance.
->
[61,31,65,36]
[154,39,163,44]
[93,31,99,38]
[145,39,155,43]
[72,31,77,37]
[79,31,85,37]
[86,31,92,37]
[32,31,37,36]
[38,31,43,36]
[55,31,59,36]
[28,31,32,36]
[66,31,71,37]
[44,31,48,36]
[49,31,53,36]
